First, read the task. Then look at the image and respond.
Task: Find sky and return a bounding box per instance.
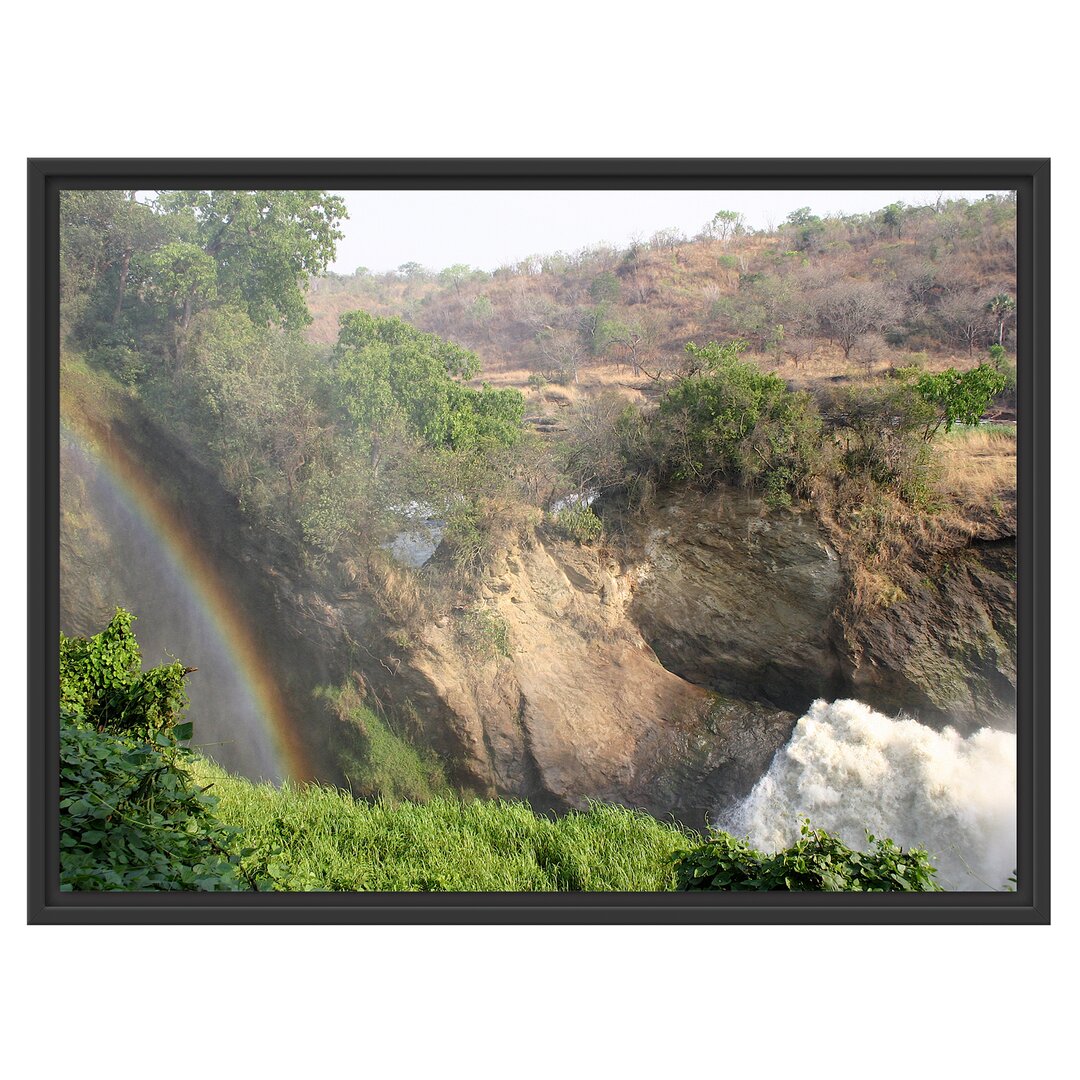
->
[327,188,1013,275]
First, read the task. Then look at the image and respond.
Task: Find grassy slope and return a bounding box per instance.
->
[191,757,695,891]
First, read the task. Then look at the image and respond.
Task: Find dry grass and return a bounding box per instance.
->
[934,425,1016,525]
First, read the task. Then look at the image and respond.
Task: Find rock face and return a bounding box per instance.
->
[383,538,800,827]
[623,492,846,713]
[841,538,1017,733]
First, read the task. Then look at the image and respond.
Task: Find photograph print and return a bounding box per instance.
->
[37,161,1047,919]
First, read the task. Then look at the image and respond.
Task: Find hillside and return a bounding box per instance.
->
[306,195,1017,407]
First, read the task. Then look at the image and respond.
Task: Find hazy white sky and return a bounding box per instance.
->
[328,188,1012,275]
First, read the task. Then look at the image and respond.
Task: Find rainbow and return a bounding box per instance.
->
[59,409,313,782]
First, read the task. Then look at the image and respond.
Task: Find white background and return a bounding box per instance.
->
[3,3,1072,1075]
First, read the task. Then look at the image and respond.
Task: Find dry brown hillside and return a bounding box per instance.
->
[306,195,1017,403]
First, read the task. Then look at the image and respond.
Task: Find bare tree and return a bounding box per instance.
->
[813,280,901,359]
[936,290,994,356]
[853,332,888,377]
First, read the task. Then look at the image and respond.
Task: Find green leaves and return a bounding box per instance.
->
[674,820,942,892]
[155,190,347,330]
[59,710,247,892]
[60,609,189,742]
[656,339,822,501]
[914,364,1008,436]
[331,311,524,454]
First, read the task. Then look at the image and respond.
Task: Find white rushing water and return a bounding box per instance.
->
[719,699,1017,891]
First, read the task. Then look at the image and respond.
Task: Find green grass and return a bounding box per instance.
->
[320,685,452,804]
[190,758,695,891]
[939,422,1017,444]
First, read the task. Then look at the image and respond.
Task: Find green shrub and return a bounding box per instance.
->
[914,364,1008,436]
[551,504,603,543]
[59,610,250,891]
[60,608,189,742]
[822,383,940,509]
[59,709,248,891]
[457,605,513,660]
[656,339,822,501]
[58,610,320,891]
[675,821,942,892]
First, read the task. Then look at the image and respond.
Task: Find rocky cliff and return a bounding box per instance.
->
[59,397,1017,827]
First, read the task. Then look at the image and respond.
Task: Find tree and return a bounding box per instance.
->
[814,280,900,358]
[331,311,522,456]
[936,290,994,356]
[155,190,347,329]
[535,324,585,384]
[397,261,429,280]
[881,201,906,239]
[438,263,473,293]
[655,340,823,504]
[141,241,219,364]
[914,364,1007,437]
[704,209,745,243]
[589,271,621,303]
[986,293,1016,346]
[785,207,819,227]
[59,190,167,325]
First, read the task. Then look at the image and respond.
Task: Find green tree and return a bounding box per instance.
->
[706,209,745,242]
[331,311,522,456]
[589,271,621,303]
[438,263,473,293]
[155,190,347,329]
[656,339,823,504]
[882,201,906,239]
[914,364,1007,437]
[986,293,1016,346]
[141,241,219,364]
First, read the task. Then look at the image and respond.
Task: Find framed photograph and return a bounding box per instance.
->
[28,158,1049,923]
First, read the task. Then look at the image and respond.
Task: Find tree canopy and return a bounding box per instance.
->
[154,190,348,329]
[331,311,524,453]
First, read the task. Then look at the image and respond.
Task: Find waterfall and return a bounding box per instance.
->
[719,699,1017,891]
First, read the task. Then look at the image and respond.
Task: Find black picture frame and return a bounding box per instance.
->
[28,157,1050,924]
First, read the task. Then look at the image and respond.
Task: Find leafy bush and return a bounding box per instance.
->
[60,709,248,891]
[59,610,250,891]
[551,504,603,543]
[656,339,822,503]
[60,608,189,742]
[331,311,524,452]
[58,610,321,891]
[675,821,942,892]
[823,382,941,508]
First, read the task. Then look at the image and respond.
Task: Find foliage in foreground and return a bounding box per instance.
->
[60,710,248,891]
[59,611,248,891]
[674,821,942,892]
